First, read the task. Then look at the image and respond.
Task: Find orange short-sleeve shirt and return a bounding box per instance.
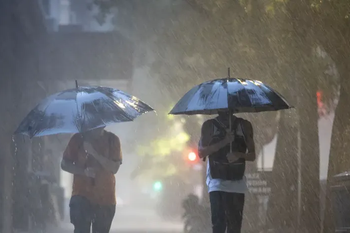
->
[63,131,122,205]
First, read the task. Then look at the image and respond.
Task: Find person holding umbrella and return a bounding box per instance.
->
[198,111,255,233]
[169,70,292,233]
[15,82,154,233]
[61,126,122,233]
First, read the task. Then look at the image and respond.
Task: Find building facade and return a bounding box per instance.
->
[0,0,134,232]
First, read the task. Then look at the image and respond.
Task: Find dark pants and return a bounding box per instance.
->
[69,195,116,233]
[209,191,245,233]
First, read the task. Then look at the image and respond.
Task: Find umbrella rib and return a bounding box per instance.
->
[31,98,56,137]
[90,101,108,127]
[106,93,135,121]
[261,85,278,109]
[204,82,220,111]
[74,90,82,132]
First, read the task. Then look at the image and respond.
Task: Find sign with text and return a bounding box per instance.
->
[246,172,271,194]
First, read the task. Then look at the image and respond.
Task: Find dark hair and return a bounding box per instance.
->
[218,111,229,117]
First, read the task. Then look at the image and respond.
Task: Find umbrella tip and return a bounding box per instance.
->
[75,80,78,89]
[228,67,230,78]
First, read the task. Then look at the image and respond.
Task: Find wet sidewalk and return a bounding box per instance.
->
[49,225,182,233]
[48,222,182,233]
[48,207,183,233]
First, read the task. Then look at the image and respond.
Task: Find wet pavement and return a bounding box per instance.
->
[48,207,183,233]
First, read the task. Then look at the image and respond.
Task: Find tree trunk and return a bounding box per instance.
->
[322,59,350,233]
[266,110,299,231]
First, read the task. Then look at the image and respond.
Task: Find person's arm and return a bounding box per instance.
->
[61,134,86,176]
[84,135,122,174]
[235,120,256,161]
[61,159,86,175]
[198,120,234,158]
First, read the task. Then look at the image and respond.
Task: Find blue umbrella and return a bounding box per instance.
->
[15,82,154,138]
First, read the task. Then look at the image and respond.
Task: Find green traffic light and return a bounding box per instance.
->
[153,181,162,191]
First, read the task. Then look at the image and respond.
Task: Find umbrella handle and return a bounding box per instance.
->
[229,110,232,153]
[228,67,232,152]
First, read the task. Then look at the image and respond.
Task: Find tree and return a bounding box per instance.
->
[313,1,350,232]
[93,1,348,232]
[171,2,321,232]
[131,107,192,182]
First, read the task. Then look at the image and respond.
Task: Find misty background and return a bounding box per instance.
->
[0,0,347,233]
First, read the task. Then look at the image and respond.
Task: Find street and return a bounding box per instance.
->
[49,207,183,233]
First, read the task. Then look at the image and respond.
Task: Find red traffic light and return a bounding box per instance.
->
[188,152,197,162]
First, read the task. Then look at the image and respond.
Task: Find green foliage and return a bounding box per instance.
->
[94,0,346,185]
[92,0,342,149]
[129,106,192,182]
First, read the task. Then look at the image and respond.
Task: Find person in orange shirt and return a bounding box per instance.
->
[61,127,122,233]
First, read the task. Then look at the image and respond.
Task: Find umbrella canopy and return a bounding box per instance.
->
[169,78,292,115]
[15,86,154,138]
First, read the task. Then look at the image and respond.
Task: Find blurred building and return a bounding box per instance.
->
[0,0,134,232]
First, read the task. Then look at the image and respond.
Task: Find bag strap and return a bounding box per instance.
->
[235,118,249,149]
[202,118,236,162]
[212,118,225,132]
[215,117,240,135]
[232,117,240,135]
[234,118,248,151]
[201,117,248,161]
[201,119,220,162]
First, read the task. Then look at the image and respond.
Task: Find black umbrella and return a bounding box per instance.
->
[15,81,154,138]
[169,69,293,151]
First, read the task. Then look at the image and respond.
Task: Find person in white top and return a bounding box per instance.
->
[198,111,256,233]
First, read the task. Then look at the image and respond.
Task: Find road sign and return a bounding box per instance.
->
[246,172,271,194]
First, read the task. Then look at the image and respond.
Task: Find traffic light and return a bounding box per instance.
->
[188,152,197,162]
[185,150,203,171]
[186,151,200,164]
[153,181,163,191]
[317,90,326,116]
